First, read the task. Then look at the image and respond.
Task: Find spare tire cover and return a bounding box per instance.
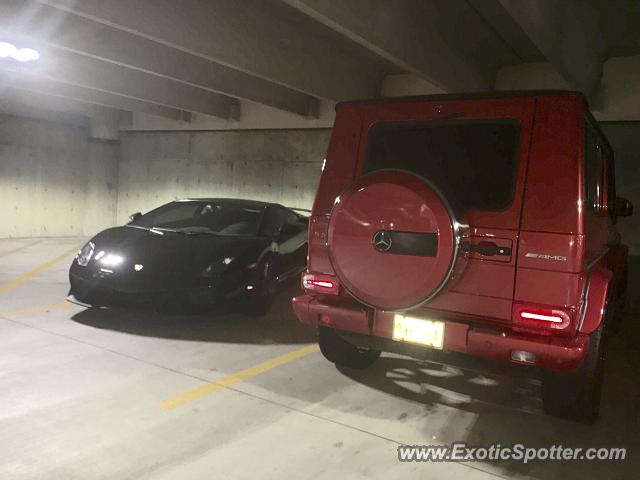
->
[328,170,462,311]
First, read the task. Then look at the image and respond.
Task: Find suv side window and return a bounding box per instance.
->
[584,121,609,215]
[604,146,616,221]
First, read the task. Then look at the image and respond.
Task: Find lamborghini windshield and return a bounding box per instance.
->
[130,200,265,235]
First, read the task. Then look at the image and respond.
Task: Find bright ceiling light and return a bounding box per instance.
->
[0,41,40,62]
[0,42,14,57]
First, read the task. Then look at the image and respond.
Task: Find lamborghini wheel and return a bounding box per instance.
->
[243,258,276,316]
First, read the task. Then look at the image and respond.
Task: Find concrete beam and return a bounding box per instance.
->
[0,85,91,126]
[466,0,543,62]
[0,70,189,121]
[43,0,383,101]
[280,0,493,92]
[1,43,238,120]
[1,0,317,118]
[473,0,605,98]
[496,56,640,122]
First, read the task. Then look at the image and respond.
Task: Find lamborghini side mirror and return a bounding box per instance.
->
[615,197,633,217]
[128,212,142,224]
[277,223,300,242]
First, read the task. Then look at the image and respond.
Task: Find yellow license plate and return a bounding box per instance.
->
[393,314,445,349]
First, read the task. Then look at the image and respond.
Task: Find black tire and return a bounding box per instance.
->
[611,268,627,333]
[318,326,381,369]
[541,323,606,424]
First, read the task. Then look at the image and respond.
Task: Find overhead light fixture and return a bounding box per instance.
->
[0,41,40,62]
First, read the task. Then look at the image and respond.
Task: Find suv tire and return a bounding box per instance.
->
[318,326,381,369]
[611,267,627,334]
[541,322,605,424]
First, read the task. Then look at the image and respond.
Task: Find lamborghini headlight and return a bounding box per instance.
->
[76,241,95,267]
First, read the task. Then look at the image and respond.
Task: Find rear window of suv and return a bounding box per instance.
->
[363,121,521,212]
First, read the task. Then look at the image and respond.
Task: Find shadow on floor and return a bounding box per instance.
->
[336,313,640,480]
[70,284,316,345]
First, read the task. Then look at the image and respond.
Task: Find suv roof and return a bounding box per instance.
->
[336,90,615,154]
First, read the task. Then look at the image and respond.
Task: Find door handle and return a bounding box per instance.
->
[462,241,511,257]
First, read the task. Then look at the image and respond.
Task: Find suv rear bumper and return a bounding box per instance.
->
[292,294,589,373]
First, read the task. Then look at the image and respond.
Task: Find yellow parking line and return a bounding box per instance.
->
[0,246,79,294]
[0,301,73,318]
[159,344,320,410]
[0,240,42,258]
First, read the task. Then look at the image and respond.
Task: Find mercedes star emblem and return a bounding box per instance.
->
[134,264,144,272]
[373,231,392,252]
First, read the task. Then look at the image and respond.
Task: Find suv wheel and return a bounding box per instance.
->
[318,326,381,369]
[611,267,627,333]
[541,323,605,423]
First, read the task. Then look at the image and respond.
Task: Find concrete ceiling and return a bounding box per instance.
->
[0,0,638,124]
[599,0,640,57]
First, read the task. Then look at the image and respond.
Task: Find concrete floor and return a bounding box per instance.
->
[0,237,638,480]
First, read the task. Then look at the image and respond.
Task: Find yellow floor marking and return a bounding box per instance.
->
[0,301,73,318]
[0,246,79,294]
[0,240,42,258]
[159,344,320,410]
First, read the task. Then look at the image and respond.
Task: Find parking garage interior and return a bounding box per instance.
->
[1,1,640,479]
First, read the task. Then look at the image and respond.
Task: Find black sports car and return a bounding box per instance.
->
[68,198,308,314]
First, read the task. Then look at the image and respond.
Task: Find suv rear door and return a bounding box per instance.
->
[354,97,536,323]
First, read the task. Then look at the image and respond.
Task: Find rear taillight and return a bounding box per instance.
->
[308,214,334,275]
[513,303,572,332]
[302,272,339,295]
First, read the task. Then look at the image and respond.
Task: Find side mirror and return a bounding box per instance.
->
[615,197,633,217]
[277,223,301,242]
[128,212,142,224]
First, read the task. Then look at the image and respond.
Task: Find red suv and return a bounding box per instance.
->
[293,91,633,423]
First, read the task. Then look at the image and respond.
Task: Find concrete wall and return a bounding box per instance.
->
[600,122,640,256]
[116,129,330,224]
[600,122,640,312]
[0,114,119,237]
[0,113,329,236]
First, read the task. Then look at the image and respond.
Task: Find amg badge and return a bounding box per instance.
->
[524,252,567,262]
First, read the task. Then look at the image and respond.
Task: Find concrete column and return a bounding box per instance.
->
[89,106,120,141]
